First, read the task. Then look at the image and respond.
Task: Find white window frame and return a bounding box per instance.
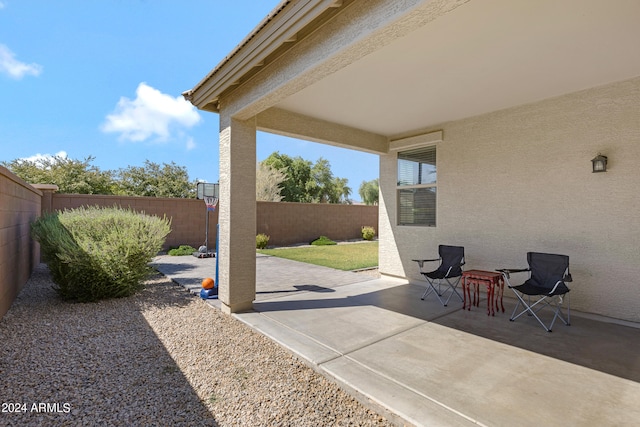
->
[391,131,441,228]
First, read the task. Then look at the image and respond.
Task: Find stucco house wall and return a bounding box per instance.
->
[380,76,640,322]
[183,0,639,318]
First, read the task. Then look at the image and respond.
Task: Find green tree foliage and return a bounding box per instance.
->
[2,155,115,194]
[3,155,198,198]
[358,178,379,205]
[262,152,313,202]
[114,160,195,198]
[262,152,352,204]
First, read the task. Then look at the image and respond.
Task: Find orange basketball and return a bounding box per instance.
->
[201,277,215,290]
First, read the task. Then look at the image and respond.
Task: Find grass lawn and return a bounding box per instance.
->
[257,241,378,271]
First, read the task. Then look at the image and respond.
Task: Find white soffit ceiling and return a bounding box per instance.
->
[275,0,640,137]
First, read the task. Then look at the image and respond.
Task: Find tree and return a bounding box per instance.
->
[358,178,379,205]
[2,155,115,194]
[114,160,195,198]
[3,155,198,198]
[262,152,312,202]
[331,177,352,204]
[262,151,352,203]
[256,162,286,202]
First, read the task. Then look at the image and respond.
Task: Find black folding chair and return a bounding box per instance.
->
[497,252,572,332]
[413,245,465,306]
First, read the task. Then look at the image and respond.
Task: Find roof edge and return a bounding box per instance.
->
[184,0,345,111]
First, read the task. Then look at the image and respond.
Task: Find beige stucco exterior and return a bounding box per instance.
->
[380,77,640,322]
[217,116,258,313]
[184,0,640,321]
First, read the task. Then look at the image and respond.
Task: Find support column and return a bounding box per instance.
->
[218,115,257,314]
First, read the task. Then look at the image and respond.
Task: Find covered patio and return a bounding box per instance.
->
[152,252,640,426]
[241,279,640,426]
[183,0,640,324]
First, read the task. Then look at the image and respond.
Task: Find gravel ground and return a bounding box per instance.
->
[0,264,393,426]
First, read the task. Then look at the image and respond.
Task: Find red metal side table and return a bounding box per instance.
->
[462,270,505,316]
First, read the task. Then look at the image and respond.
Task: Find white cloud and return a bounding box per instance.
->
[101,82,201,142]
[20,151,68,166]
[186,137,196,151]
[0,44,43,79]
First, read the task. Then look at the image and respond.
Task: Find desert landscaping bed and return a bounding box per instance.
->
[0,264,391,426]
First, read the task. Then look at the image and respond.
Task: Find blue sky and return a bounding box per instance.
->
[0,1,378,201]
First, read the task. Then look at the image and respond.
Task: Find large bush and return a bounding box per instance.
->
[31,206,171,302]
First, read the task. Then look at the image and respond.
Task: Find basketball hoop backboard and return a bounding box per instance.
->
[197,182,219,199]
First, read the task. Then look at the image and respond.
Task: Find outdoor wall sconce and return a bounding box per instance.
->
[591,153,608,173]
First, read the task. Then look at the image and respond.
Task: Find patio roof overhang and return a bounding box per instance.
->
[184,0,640,144]
[182,0,348,113]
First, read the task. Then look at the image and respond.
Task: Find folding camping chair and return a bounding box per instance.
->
[413,245,465,306]
[497,252,572,332]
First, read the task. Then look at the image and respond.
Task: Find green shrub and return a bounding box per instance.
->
[311,236,336,246]
[168,245,197,256]
[31,206,171,302]
[361,226,376,241]
[256,233,270,249]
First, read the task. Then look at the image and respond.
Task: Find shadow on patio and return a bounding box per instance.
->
[252,281,640,383]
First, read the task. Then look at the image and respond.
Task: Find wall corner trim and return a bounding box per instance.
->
[32,184,59,192]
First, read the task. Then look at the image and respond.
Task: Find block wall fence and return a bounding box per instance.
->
[1,166,377,319]
[49,193,216,251]
[48,195,377,249]
[256,201,378,246]
[0,166,42,319]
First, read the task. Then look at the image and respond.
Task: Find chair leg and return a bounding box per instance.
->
[421,280,439,300]
[443,277,463,306]
[421,284,434,300]
[510,292,553,332]
[421,277,464,307]
[421,279,448,306]
[548,296,570,329]
[510,295,524,321]
[510,291,571,332]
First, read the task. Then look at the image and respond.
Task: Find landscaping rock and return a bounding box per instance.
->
[0,264,392,426]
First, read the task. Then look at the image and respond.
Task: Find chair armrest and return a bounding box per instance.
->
[495,268,529,279]
[412,258,440,269]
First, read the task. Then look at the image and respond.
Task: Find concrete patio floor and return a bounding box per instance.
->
[152,254,640,427]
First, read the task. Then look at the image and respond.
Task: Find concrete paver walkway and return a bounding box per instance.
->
[152,254,640,426]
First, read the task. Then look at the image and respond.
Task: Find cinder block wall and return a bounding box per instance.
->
[257,201,378,246]
[51,194,218,250]
[0,166,42,319]
[0,181,377,320]
[50,195,378,250]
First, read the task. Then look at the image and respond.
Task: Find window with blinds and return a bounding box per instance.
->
[397,146,436,226]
